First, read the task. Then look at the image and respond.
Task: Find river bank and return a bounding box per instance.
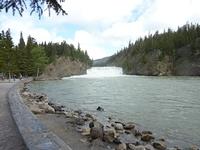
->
[20,81,200,150]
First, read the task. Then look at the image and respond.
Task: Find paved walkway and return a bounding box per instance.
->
[0,82,27,150]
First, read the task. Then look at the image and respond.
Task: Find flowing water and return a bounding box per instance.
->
[30,67,200,148]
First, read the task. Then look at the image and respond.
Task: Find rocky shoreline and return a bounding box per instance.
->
[20,85,199,150]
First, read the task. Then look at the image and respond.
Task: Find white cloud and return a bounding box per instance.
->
[1,0,200,59]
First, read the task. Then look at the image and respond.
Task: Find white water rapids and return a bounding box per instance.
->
[63,67,123,79]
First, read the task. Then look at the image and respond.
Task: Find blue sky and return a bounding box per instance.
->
[1,0,200,59]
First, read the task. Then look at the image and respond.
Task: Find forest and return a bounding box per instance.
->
[0,29,92,78]
[108,23,200,75]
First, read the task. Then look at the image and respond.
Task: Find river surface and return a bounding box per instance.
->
[30,67,200,148]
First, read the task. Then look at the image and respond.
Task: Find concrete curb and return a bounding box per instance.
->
[8,82,72,150]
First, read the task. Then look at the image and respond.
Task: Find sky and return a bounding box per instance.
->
[1,0,200,60]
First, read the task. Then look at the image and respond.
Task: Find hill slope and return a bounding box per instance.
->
[106,23,200,76]
[39,57,88,80]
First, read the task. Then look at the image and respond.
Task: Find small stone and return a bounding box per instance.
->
[116,143,127,150]
[141,134,155,142]
[153,141,167,150]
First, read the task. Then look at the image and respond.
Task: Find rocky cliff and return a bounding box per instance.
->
[39,57,88,80]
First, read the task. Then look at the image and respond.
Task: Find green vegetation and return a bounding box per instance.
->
[0,29,92,78]
[108,23,200,75]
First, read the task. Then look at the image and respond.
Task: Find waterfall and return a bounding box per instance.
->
[63,67,123,79]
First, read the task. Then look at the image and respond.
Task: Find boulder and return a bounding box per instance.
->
[124,123,135,130]
[97,106,104,111]
[152,141,167,150]
[116,143,127,150]
[37,102,55,113]
[141,134,155,142]
[103,127,116,142]
[115,123,124,130]
[30,104,44,114]
[90,121,104,140]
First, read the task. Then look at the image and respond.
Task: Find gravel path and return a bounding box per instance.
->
[0,82,27,150]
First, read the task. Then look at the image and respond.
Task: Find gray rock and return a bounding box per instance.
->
[141,134,155,142]
[103,127,116,142]
[90,121,104,140]
[30,104,44,114]
[115,123,124,130]
[81,128,91,136]
[97,106,104,111]
[153,141,167,150]
[124,123,135,130]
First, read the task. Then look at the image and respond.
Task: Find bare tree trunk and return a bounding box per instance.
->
[36,67,39,79]
[9,70,11,82]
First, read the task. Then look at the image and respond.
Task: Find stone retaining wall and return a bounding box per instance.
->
[8,81,72,150]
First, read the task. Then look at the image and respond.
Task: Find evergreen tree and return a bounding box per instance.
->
[31,46,48,78]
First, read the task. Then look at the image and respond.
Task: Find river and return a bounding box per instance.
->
[29,67,200,148]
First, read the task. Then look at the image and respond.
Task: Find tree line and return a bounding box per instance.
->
[0,29,92,78]
[109,23,200,71]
